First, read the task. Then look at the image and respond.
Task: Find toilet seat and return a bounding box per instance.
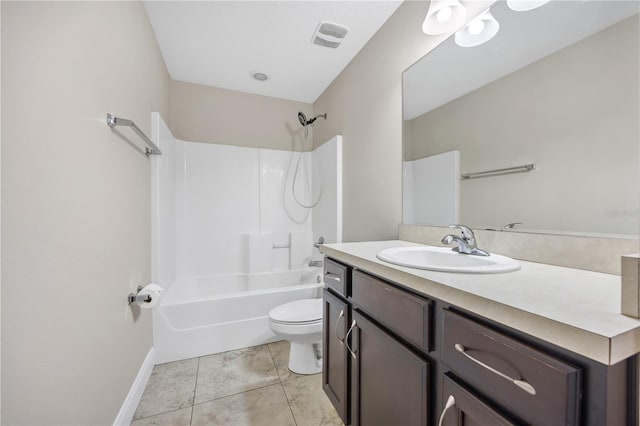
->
[269,298,322,324]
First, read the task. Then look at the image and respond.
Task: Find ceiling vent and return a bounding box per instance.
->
[312,21,349,49]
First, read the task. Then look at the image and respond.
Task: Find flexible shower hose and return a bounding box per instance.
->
[292,124,323,209]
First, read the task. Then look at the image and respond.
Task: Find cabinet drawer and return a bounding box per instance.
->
[351,270,432,352]
[440,374,516,426]
[323,258,350,297]
[443,309,581,426]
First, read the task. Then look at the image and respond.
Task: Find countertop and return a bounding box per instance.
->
[320,240,640,365]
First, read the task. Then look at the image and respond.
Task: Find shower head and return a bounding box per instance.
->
[298,112,308,127]
[298,112,327,127]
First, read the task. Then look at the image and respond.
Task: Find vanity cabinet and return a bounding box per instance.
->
[322,256,638,426]
[323,261,432,426]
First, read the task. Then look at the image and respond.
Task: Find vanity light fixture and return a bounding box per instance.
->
[422,0,467,35]
[454,10,500,48]
[506,0,551,12]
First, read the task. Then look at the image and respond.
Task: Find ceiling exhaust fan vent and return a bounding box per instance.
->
[312,21,349,49]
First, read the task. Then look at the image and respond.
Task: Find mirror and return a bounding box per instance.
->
[403,0,639,238]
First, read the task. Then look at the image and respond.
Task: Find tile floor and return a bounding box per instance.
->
[132,341,343,426]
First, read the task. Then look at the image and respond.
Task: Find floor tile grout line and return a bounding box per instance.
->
[266,342,284,383]
[189,356,201,426]
[189,371,321,408]
[267,342,308,384]
[191,379,283,408]
[281,381,299,426]
[131,406,190,422]
[153,341,279,367]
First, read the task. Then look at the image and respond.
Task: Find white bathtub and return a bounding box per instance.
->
[153,268,323,363]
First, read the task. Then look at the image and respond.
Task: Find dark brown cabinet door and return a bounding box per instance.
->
[351,310,430,426]
[440,375,517,426]
[323,288,350,424]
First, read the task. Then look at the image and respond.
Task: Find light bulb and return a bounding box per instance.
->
[467,19,485,35]
[422,0,467,36]
[454,10,499,47]
[436,6,453,23]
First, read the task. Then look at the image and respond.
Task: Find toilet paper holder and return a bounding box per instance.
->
[128,285,152,305]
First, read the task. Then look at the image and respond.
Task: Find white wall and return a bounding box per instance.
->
[1,2,170,424]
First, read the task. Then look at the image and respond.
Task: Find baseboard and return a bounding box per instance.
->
[113,347,156,426]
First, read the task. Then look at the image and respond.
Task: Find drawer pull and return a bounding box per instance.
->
[345,320,357,360]
[438,395,456,426]
[324,272,342,282]
[454,343,536,395]
[335,309,345,345]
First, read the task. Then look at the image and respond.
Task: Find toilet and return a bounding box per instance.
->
[268,298,323,375]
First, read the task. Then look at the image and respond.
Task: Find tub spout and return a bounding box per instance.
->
[308,260,323,268]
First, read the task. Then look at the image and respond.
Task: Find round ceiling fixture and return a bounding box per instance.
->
[251,71,269,82]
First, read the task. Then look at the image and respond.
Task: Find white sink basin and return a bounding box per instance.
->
[376,246,520,274]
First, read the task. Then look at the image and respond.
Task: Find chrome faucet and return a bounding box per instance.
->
[314,236,325,248]
[441,225,489,256]
[308,259,323,268]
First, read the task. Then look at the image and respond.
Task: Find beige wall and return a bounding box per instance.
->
[313,1,493,242]
[406,16,639,236]
[1,2,169,424]
[170,80,315,151]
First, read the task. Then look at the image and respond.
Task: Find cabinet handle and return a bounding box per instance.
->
[454,343,536,395]
[437,395,456,426]
[345,320,357,359]
[324,272,342,282]
[335,309,345,345]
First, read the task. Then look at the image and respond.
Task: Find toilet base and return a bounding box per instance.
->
[288,341,322,375]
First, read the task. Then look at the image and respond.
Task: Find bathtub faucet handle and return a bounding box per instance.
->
[127,285,152,305]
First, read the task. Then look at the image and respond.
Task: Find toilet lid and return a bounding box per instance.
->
[269,298,322,324]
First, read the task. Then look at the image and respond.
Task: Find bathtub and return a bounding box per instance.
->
[153,268,323,363]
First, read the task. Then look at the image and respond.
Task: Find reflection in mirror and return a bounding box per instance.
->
[402,1,639,238]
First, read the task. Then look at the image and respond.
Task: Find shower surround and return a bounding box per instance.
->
[150,113,342,363]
